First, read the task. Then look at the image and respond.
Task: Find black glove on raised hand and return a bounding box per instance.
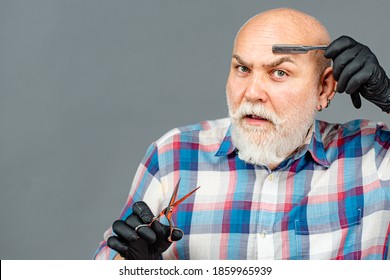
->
[107,201,183,260]
[324,35,390,113]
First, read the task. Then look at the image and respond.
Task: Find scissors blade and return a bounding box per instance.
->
[150,179,200,242]
[164,179,200,219]
[155,178,200,222]
[167,178,181,210]
[171,185,201,208]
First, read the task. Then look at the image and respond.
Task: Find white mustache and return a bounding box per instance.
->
[231,102,284,125]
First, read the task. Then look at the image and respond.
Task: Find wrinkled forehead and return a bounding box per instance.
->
[236,20,322,48]
[233,37,315,68]
[233,21,322,66]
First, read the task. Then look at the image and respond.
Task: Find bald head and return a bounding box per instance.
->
[235,8,331,74]
[236,8,330,45]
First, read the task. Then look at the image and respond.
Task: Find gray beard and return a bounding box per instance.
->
[230,119,313,167]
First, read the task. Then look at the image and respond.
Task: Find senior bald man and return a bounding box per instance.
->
[94,8,390,260]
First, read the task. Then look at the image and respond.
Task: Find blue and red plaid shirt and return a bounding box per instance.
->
[94,118,390,260]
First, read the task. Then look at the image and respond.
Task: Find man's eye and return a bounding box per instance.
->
[272,70,287,78]
[236,65,250,73]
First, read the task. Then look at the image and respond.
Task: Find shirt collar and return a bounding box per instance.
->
[307,119,331,167]
[215,120,330,168]
[215,126,236,157]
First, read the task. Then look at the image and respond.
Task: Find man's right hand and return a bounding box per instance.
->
[107,201,183,260]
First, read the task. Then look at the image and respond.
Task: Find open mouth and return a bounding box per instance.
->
[245,114,269,121]
[242,114,272,126]
[246,114,266,120]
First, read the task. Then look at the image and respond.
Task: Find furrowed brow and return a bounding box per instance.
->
[266,56,297,68]
[232,54,297,69]
[232,54,253,68]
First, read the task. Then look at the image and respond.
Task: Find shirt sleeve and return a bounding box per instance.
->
[93,142,163,260]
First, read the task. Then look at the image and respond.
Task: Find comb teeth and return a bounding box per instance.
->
[272,44,327,54]
[272,45,309,54]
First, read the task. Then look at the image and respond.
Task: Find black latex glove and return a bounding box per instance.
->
[324,35,390,112]
[107,201,183,260]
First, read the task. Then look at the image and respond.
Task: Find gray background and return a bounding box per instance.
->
[0,0,389,259]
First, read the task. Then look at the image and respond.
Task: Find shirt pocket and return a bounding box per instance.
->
[294,208,362,259]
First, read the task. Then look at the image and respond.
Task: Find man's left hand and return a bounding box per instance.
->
[324,35,390,112]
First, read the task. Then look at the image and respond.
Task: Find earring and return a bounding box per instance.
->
[326,98,331,108]
[318,104,323,112]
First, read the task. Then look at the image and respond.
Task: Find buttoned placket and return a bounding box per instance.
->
[256,170,279,260]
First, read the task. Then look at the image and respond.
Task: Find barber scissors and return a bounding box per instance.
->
[135,178,200,242]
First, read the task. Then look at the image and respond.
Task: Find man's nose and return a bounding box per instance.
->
[244,73,269,103]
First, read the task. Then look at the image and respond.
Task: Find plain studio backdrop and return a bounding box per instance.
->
[1,0,389,259]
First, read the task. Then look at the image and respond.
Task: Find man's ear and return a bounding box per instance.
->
[317,67,336,111]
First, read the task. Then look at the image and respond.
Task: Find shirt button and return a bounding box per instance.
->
[259,230,267,238]
[268,174,273,181]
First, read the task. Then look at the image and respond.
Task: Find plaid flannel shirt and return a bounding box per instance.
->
[94,117,390,260]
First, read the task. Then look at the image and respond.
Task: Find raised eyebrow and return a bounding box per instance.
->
[266,56,297,68]
[232,54,297,69]
[232,54,253,68]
